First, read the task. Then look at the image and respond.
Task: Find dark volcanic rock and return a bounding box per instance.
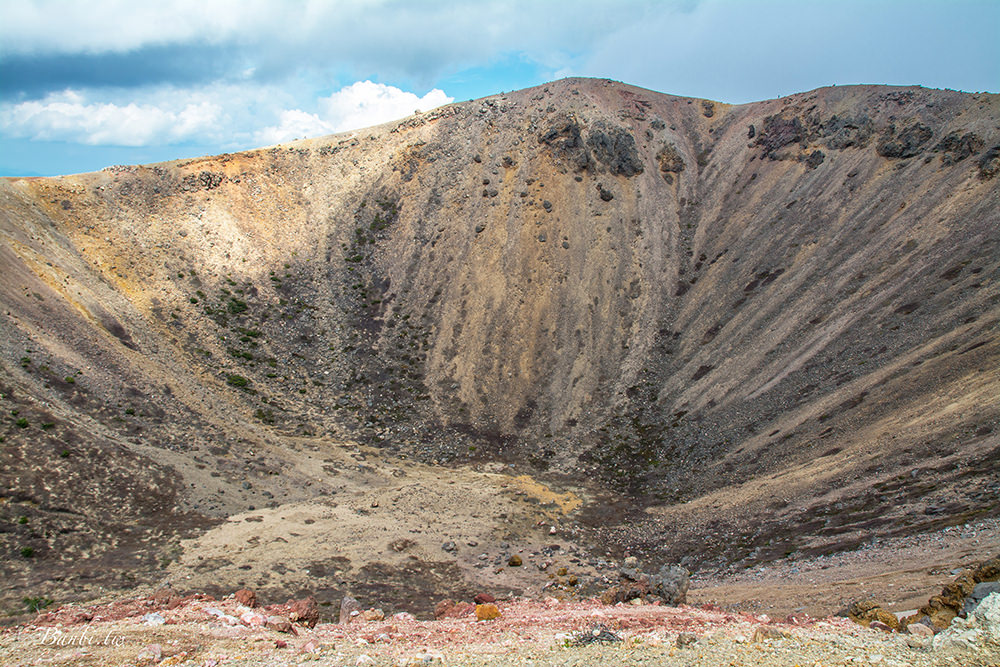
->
[756,114,805,157]
[539,117,591,171]
[934,131,984,164]
[586,122,644,176]
[821,114,874,149]
[877,122,933,158]
[979,145,1000,180]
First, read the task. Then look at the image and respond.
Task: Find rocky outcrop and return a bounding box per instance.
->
[876,122,933,158]
[585,122,643,176]
[601,559,689,605]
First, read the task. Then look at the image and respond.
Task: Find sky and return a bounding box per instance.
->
[1,0,997,177]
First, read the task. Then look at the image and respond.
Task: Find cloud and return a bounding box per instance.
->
[0,81,452,148]
[255,81,452,144]
[0,1,668,92]
[320,81,452,132]
[254,109,335,146]
[0,90,224,146]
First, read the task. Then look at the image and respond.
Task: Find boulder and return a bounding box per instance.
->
[266,615,294,634]
[475,603,501,621]
[340,595,362,625]
[964,582,1000,617]
[435,599,474,619]
[848,600,900,631]
[650,565,689,605]
[361,608,384,622]
[234,588,257,608]
[288,596,318,628]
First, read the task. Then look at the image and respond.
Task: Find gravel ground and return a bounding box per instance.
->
[2,595,998,667]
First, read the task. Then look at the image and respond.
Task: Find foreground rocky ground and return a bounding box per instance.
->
[2,592,999,667]
[3,541,999,666]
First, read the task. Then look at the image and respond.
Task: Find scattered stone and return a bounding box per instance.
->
[435,599,474,619]
[848,600,900,631]
[266,615,294,634]
[233,588,257,608]
[137,644,163,662]
[240,610,267,627]
[676,632,698,647]
[361,608,385,622]
[473,593,496,605]
[597,184,614,201]
[152,587,178,607]
[965,582,1000,616]
[475,603,502,621]
[441,541,457,553]
[979,145,1000,180]
[803,150,825,169]
[755,114,805,158]
[389,538,415,552]
[572,624,621,645]
[204,608,240,625]
[751,626,790,642]
[650,565,689,604]
[396,652,444,666]
[356,655,375,666]
[869,620,894,633]
[656,144,685,181]
[142,612,166,626]
[274,640,288,649]
[340,595,362,624]
[434,600,476,619]
[906,622,934,638]
[508,554,523,567]
[288,596,318,628]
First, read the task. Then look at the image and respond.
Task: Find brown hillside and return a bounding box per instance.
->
[1,78,998,616]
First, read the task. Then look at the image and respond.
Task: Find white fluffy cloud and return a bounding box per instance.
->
[0,81,452,148]
[254,109,336,146]
[0,90,224,146]
[255,81,452,145]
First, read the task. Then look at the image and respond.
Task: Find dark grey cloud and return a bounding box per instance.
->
[0,43,246,99]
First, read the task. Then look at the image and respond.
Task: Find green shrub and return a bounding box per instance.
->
[64,376,75,384]
[17,516,28,525]
[40,422,54,430]
[15,418,28,428]
[20,547,34,558]
[22,596,52,612]
[59,449,70,458]
[226,374,249,388]
[125,407,135,415]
